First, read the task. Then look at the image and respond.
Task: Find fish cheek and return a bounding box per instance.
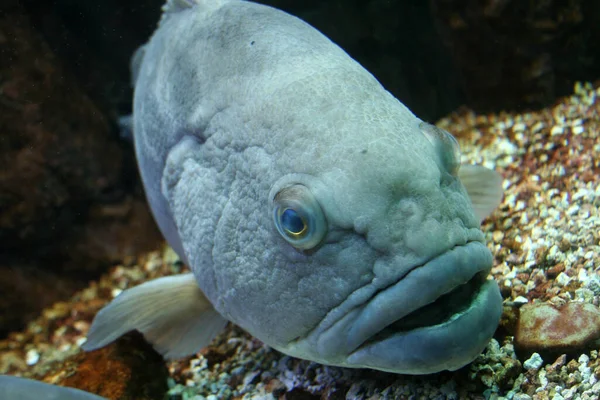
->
[216,226,377,348]
[165,165,226,303]
[212,230,317,343]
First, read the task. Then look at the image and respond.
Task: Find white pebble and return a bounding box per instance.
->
[514,395,532,400]
[555,272,571,287]
[514,296,529,305]
[572,125,584,135]
[513,122,526,132]
[551,125,564,136]
[26,349,40,366]
[524,353,544,370]
[575,288,595,303]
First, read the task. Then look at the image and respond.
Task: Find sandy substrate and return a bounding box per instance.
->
[1,83,599,399]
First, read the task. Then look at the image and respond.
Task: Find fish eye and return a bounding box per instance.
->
[279,208,307,237]
[419,122,461,176]
[272,184,327,250]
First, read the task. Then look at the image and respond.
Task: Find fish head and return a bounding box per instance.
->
[148,2,503,373]
[199,85,503,374]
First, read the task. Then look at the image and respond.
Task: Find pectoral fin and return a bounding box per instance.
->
[458,164,504,221]
[82,273,227,359]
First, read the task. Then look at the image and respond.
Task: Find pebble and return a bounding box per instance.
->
[513,394,532,400]
[515,302,600,359]
[523,353,543,370]
[25,349,40,366]
[514,296,529,305]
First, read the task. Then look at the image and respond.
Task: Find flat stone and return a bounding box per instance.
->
[515,302,600,360]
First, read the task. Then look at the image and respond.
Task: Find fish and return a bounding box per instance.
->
[82,0,504,375]
[0,375,105,400]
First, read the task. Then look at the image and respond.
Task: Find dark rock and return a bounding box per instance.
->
[0,267,83,341]
[515,302,600,360]
[494,357,522,389]
[46,332,169,400]
[0,0,122,252]
[499,304,519,336]
[0,0,162,335]
[20,0,162,117]
[431,0,600,113]
[545,263,565,279]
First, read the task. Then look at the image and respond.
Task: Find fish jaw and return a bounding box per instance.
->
[279,241,503,374]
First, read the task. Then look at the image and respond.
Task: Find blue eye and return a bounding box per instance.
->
[272,184,327,250]
[280,208,307,236]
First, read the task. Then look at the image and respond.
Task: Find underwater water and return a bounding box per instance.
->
[1,0,599,399]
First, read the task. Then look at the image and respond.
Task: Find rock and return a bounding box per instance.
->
[46,332,169,400]
[0,251,178,399]
[431,0,600,112]
[0,0,162,335]
[0,267,83,340]
[523,353,544,371]
[0,0,122,254]
[19,0,161,116]
[515,302,600,361]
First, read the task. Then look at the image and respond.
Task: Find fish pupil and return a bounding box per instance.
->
[281,208,306,235]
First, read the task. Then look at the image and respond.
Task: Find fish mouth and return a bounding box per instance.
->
[359,269,489,343]
[313,241,503,374]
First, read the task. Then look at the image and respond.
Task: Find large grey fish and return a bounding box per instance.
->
[82,0,504,375]
[0,375,105,400]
